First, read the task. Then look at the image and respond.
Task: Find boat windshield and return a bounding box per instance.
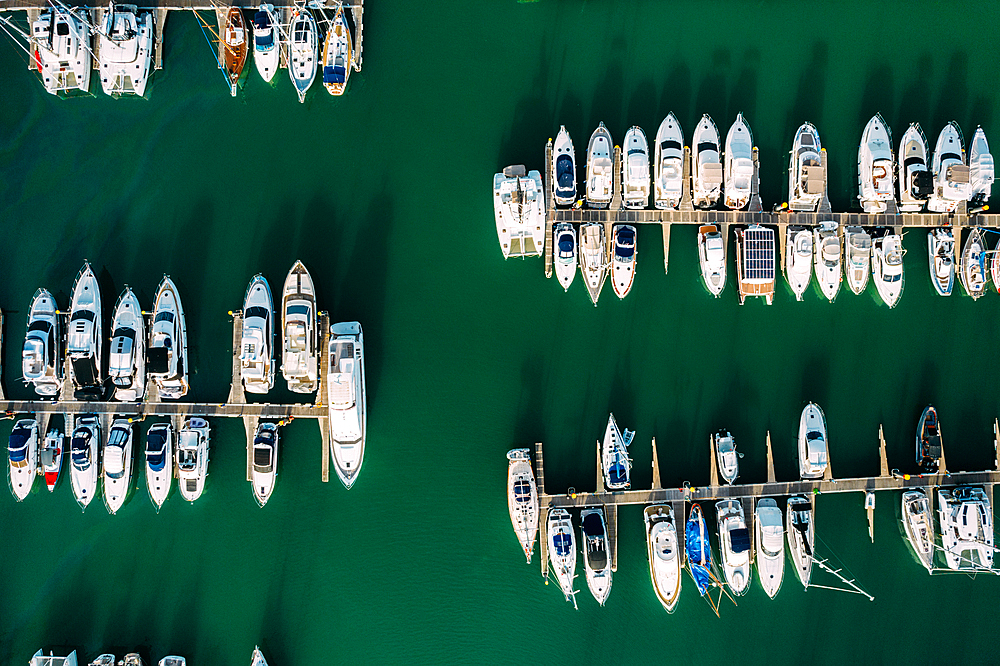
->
[71,431,92,469]
[253,444,273,472]
[730,527,751,553]
[660,139,682,152]
[555,154,574,189]
[145,428,168,471]
[178,447,197,470]
[583,512,605,537]
[558,236,574,257]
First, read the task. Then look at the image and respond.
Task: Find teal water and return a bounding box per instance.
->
[2,0,1000,663]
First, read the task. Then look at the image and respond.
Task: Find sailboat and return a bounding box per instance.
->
[547,508,578,607]
[644,504,681,612]
[601,413,632,490]
[724,113,754,210]
[287,7,318,102]
[653,113,684,210]
[938,486,993,571]
[97,2,153,97]
[321,5,352,95]
[580,507,612,605]
[685,503,731,615]
[927,228,955,297]
[901,489,935,573]
[579,222,607,306]
[506,448,539,563]
[959,227,987,299]
[222,7,248,96]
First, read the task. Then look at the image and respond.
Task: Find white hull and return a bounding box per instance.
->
[716,499,751,595]
[611,224,636,299]
[601,413,631,490]
[697,225,726,296]
[798,402,828,479]
[507,449,539,563]
[813,222,842,302]
[788,122,824,211]
[252,6,280,83]
[844,227,871,295]
[288,9,318,102]
[653,113,684,210]
[69,416,100,510]
[103,419,134,514]
[241,275,276,394]
[714,430,738,485]
[901,489,935,572]
[8,419,38,501]
[553,126,577,206]
[42,428,65,491]
[281,260,319,393]
[959,227,987,299]
[928,122,969,213]
[148,277,189,399]
[938,487,993,570]
[251,422,279,507]
[99,5,153,97]
[580,508,612,605]
[67,263,103,399]
[754,498,784,598]
[622,126,650,209]
[110,288,146,402]
[927,228,955,296]
[898,123,931,212]
[586,123,614,208]
[644,505,681,612]
[493,166,545,259]
[144,422,173,511]
[785,227,812,300]
[786,496,814,588]
[547,509,577,604]
[32,8,92,95]
[691,114,722,209]
[553,223,577,291]
[328,321,366,489]
[969,126,994,204]
[22,288,62,397]
[872,234,904,307]
[724,113,754,210]
[580,222,606,306]
[177,417,210,502]
[858,114,895,213]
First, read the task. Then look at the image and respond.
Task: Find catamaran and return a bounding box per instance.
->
[492,165,545,258]
[716,499,751,596]
[653,113,684,210]
[786,496,814,588]
[506,448,539,563]
[754,498,784,598]
[328,321,366,489]
[785,226,812,300]
[724,113,754,210]
[927,228,955,297]
[644,504,681,612]
[553,222,577,291]
[98,3,153,97]
[622,126,650,209]
[222,7,248,96]
[580,222,607,306]
[927,122,970,213]
[586,123,614,208]
[714,430,738,485]
[553,126,577,207]
[177,417,210,502]
[959,227,987,299]
[41,427,65,491]
[547,508,578,606]
[30,6,92,95]
[601,413,632,490]
[22,288,61,397]
[580,507,612,605]
[692,114,723,209]
[148,277,189,399]
[844,226,871,295]
[898,123,933,212]
[938,486,993,571]
[798,402,828,479]
[145,421,173,511]
[735,224,775,305]
[109,288,146,402]
[281,261,319,393]
[968,126,994,206]
[251,421,279,507]
[252,5,280,83]
[321,5,352,95]
[788,122,825,211]
[872,233,904,308]
[241,274,276,394]
[901,489,935,573]
[611,224,637,299]
[698,224,726,297]
[813,221,842,302]
[915,405,943,474]
[67,263,104,400]
[858,114,895,213]
[8,418,38,501]
[103,418,134,514]
[287,7,318,102]
[69,415,101,510]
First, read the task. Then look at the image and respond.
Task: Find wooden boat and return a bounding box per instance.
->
[222,7,248,96]
[322,5,352,95]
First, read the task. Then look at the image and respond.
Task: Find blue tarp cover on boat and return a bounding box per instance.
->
[690,562,712,596]
[609,462,627,485]
[146,429,167,471]
[686,509,714,595]
[554,532,572,556]
[555,154,574,190]
[324,66,346,84]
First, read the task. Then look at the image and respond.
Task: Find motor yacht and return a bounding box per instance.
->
[31,6,92,95]
[685,503,721,609]
[8,418,38,501]
[241,274,275,394]
[250,648,268,666]
[41,427,65,491]
[653,113,684,210]
[968,126,994,206]
[281,261,319,393]
[928,122,970,213]
[580,507,612,605]
[786,496,814,588]
[22,288,61,397]
[898,123,933,212]
[103,418,133,514]
[813,221,842,302]
[321,5,352,95]
[547,508,577,606]
[109,288,145,402]
[492,165,545,258]
[697,224,726,296]
[735,224,775,305]
[938,486,993,570]
[579,222,607,306]
[959,227,987,299]
[145,421,173,511]
[858,114,895,213]
[328,321,366,489]
[177,417,210,502]
[67,263,103,400]
[158,658,186,666]
[553,126,577,206]
[788,122,825,211]
[90,656,115,666]
[98,3,153,97]
[30,650,78,666]
[252,5,279,83]
[553,222,577,291]
[222,7,248,96]
[287,7,318,102]
[691,114,723,209]
[611,224,636,299]
[601,413,632,490]
[506,448,539,563]
[251,421,279,507]
[927,228,955,296]
[901,489,935,573]
[69,415,100,510]
[586,123,614,208]
[993,242,1000,296]
[754,498,784,598]
[644,504,681,612]
[716,499,751,596]
[915,405,943,474]
[785,226,812,300]
[844,226,871,295]
[121,656,142,666]
[798,402,828,479]
[714,429,738,485]
[148,276,189,400]
[872,233,904,307]
[622,126,650,209]
[724,113,754,210]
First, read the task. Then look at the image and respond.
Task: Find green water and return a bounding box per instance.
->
[2,0,1000,663]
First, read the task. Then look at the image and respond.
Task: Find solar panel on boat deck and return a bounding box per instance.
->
[743,228,775,280]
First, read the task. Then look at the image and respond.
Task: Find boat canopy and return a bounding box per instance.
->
[7,428,30,461]
[147,346,170,374]
[730,527,751,553]
[583,512,605,537]
[558,235,574,255]
[323,65,346,84]
[71,430,92,469]
[555,154,574,190]
[553,531,572,556]
[145,429,167,471]
[513,479,531,503]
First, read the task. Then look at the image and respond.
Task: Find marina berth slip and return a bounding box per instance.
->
[579,222,607,305]
[601,413,632,490]
[102,418,134,514]
[915,405,943,474]
[723,113,754,210]
[691,114,723,209]
[67,263,104,401]
[580,507,612,606]
[786,496,815,588]
[30,6,91,95]
[927,228,956,296]
[714,429,738,485]
[653,113,684,210]
[41,427,65,492]
[222,6,248,97]
[553,222,577,291]
[492,165,545,258]
[871,232,904,308]
[109,288,146,402]
[321,5,352,95]
[327,321,366,489]
[785,226,813,300]
[241,274,276,394]
[797,402,828,479]
[843,226,871,295]
[288,6,319,102]
[901,489,935,573]
[735,224,775,305]
[611,224,636,299]
[937,486,993,571]
[552,126,577,207]
[928,122,970,213]
[148,277,189,400]
[959,227,987,299]
[622,126,650,209]
[585,123,614,208]
[98,3,153,97]
[281,261,319,393]
[252,5,280,83]
[857,114,895,213]
[697,224,726,297]
[788,122,825,212]
[546,508,578,607]
[754,498,784,598]
[813,221,842,302]
[177,417,210,502]
[22,288,61,397]
[644,504,681,613]
[69,415,100,510]
[968,126,994,206]
[506,448,539,563]
[144,421,173,511]
[716,499,751,596]
[7,418,38,501]
[251,421,279,506]
[898,123,933,212]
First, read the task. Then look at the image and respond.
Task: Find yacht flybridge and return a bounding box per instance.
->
[898,123,933,212]
[586,123,614,208]
[281,261,319,393]
[928,122,970,213]
[622,126,650,209]
[788,122,825,211]
[67,263,103,400]
[735,224,775,305]
[31,6,92,95]
[798,402,828,479]
[506,448,539,563]
[653,113,684,210]
[322,6,352,95]
[148,277,188,400]
[938,486,993,571]
[644,504,681,612]
[22,288,61,397]
[552,126,577,207]
[493,165,545,258]
[328,321,366,489]
[724,113,754,210]
[241,275,276,394]
[109,287,146,402]
[601,413,632,490]
[252,5,280,83]
[858,114,895,213]
[98,3,153,97]
[288,7,318,102]
[872,233,904,308]
[691,114,723,209]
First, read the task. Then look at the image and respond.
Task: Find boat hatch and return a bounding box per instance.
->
[253,444,273,472]
[730,528,751,553]
[513,479,531,502]
[323,66,346,84]
[553,532,572,556]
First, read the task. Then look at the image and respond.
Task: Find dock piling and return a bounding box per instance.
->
[679,146,693,212]
[543,139,554,279]
[748,147,762,213]
[878,425,889,477]
[533,441,545,495]
[607,503,618,572]
[708,433,719,488]
[661,223,671,275]
[765,430,776,483]
[651,437,661,490]
[316,313,331,482]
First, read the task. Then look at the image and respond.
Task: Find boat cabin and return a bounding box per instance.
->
[736,225,775,304]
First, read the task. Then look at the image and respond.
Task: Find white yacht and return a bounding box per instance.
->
[30,650,78,666]
[898,123,933,212]
[622,126,650,209]
[67,263,103,400]
[281,261,319,393]
[553,222,577,291]
[788,122,825,211]
[98,3,153,97]
[844,226,871,295]
[959,227,987,299]
[22,288,61,397]
[252,422,279,507]
[177,417,210,502]
[579,222,607,306]
[320,5,352,96]
[250,648,268,666]
[611,224,636,299]
[697,224,726,296]
[928,122,970,213]
[901,489,935,573]
[121,656,142,666]
[328,321,366,489]
[109,288,145,401]
[858,114,895,213]
[754,498,784,598]
[158,658,186,666]
[252,5,280,83]
[90,655,115,666]
[287,7,318,102]
[241,274,275,394]
[786,496,814,588]
[813,221,842,302]
[938,486,993,571]
[716,499,751,596]
[69,415,100,510]
[968,126,994,206]
[872,233,904,308]
[601,413,632,490]
[492,165,545,258]
[785,226,812,300]
[31,6,92,95]
[144,421,173,511]
[102,418,133,514]
[506,448,539,563]
[148,276,189,400]
[580,507,612,605]
[547,508,577,606]
[8,418,38,502]
[724,113,754,210]
[653,113,684,210]
[553,126,577,207]
[586,123,614,208]
[691,114,723,209]
[41,427,65,491]
[798,402,828,479]
[714,430,738,485]
[644,504,681,613]
[927,228,955,297]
